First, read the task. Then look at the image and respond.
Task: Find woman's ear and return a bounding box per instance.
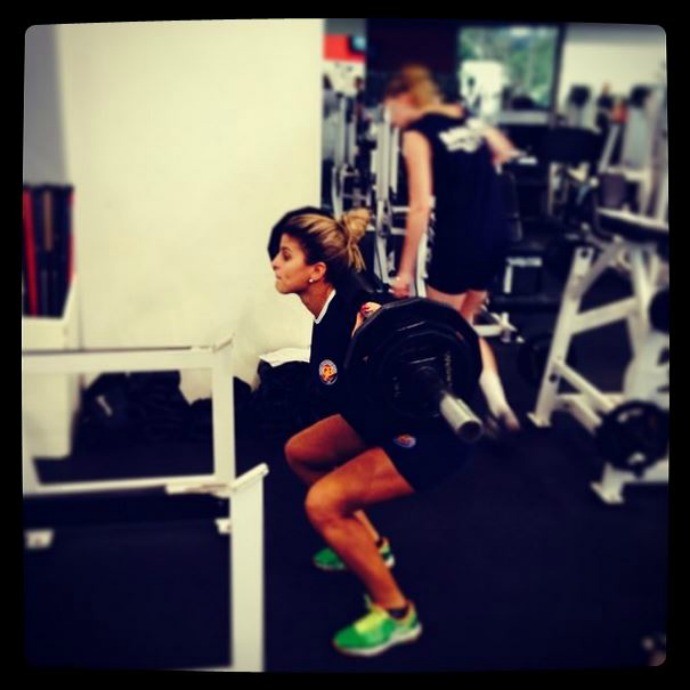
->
[310,261,328,283]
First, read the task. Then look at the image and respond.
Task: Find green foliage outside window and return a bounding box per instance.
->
[459,25,559,109]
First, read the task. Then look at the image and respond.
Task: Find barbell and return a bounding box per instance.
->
[343,297,484,442]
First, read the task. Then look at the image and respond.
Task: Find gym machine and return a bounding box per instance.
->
[527,203,669,505]
[596,81,667,219]
[329,94,377,218]
[330,93,360,218]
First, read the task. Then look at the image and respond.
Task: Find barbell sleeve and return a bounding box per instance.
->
[439,393,484,443]
[414,365,483,442]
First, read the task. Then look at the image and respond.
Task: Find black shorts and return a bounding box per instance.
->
[426,251,506,295]
[341,409,473,493]
[380,425,473,492]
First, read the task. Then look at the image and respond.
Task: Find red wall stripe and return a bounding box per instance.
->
[324,35,366,63]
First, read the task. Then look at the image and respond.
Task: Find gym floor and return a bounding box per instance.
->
[23,269,669,673]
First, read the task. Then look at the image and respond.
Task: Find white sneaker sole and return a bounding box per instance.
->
[333,623,423,657]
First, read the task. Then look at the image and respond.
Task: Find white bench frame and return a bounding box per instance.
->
[22,337,268,671]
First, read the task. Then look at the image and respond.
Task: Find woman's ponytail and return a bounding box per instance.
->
[338,208,370,272]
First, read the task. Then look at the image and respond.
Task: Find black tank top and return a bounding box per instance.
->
[405,111,510,256]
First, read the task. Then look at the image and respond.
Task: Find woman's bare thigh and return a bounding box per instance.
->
[286,414,371,468]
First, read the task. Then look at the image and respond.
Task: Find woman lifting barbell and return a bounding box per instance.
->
[270,206,475,657]
[384,64,521,437]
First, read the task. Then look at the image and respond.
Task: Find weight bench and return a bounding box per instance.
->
[22,337,268,670]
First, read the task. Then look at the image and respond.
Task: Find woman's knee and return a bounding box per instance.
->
[304,481,349,527]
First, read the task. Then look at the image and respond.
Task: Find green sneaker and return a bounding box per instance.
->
[313,538,395,572]
[332,602,422,657]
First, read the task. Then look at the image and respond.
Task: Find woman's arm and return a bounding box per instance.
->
[392,131,434,299]
[482,125,521,166]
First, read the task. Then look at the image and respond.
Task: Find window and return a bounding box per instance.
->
[459,24,562,119]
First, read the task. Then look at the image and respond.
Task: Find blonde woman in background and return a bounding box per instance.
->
[385,64,521,437]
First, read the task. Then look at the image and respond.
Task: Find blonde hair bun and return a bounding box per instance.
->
[339,208,370,245]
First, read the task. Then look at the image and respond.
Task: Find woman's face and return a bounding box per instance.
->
[385,93,418,128]
[271,233,322,294]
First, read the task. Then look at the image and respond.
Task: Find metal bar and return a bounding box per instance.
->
[23,473,220,497]
[555,394,602,433]
[654,166,668,222]
[334,96,346,169]
[346,105,356,168]
[569,241,620,300]
[502,262,513,294]
[571,297,638,334]
[474,324,504,338]
[597,208,669,233]
[230,462,269,493]
[175,463,270,673]
[381,116,391,200]
[532,247,594,423]
[230,463,269,672]
[552,360,617,414]
[598,122,621,173]
[630,247,654,317]
[22,347,214,374]
[626,248,653,358]
[212,342,236,483]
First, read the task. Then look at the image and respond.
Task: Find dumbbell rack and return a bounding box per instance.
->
[22,337,268,671]
[528,213,668,504]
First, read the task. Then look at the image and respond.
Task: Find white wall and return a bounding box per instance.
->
[558,23,666,107]
[43,20,322,389]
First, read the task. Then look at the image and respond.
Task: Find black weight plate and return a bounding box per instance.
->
[344,297,481,436]
[376,330,474,421]
[596,401,669,475]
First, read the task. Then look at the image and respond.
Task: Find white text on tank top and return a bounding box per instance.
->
[437,118,485,153]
